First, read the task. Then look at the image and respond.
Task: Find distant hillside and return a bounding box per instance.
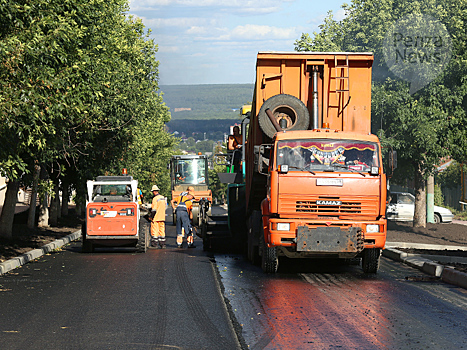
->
[166,119,239,142]
[160,84,254,120]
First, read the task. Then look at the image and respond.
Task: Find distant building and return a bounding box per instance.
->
[174,108,192,112]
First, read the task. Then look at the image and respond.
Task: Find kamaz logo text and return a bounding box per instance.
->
[316,200,342,206]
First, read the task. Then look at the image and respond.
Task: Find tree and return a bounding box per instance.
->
[294,0,467,228]
[0,0,174,236]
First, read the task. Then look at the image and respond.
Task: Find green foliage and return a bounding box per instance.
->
[434,184,444,206]
[0,0,175,218]
[209,164,228,203]
[295,12,344,52]
[436,161,463,189]
[295,0,467,227]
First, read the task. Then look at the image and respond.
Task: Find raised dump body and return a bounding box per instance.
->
[242,52,387,273]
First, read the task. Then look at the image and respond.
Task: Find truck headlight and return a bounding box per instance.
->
[366,224,379,233]
[277,223,290,231]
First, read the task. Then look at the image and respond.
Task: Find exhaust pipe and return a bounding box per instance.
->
[265,108,283,132]
[312,67,319,130]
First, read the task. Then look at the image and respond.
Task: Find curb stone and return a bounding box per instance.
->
[0,230,81,276]
[383,246,467,289]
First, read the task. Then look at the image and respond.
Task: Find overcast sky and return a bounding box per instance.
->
[128,0,347,85]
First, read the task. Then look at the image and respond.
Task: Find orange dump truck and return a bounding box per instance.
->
[243,52,388,273]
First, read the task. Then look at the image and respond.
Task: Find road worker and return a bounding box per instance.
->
[171,186,195,248]
[150,185,166,248]
[228,125,242,173]
[137,187,143,206]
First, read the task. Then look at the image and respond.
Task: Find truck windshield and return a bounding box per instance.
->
[276,139,379,172]
[92,184,132,201]
[173,158,207,185]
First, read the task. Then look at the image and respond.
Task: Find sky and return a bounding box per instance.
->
[128,0,347,85]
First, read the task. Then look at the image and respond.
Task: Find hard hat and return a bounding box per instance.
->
[151,185,160,191]
[187,186,195,192]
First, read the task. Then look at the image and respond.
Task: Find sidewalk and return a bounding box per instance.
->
[0,202,30,216]
[383,242,467,289]
[452,219,467,226]
[0,230,82,275]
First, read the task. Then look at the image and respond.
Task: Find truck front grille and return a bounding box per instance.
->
[296,200,362,214]
[278,195,379,216]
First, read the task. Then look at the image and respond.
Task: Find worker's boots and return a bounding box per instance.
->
[150,237,158,248]
[159,238,166,249]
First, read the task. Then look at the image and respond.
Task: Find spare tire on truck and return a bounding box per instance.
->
[258,94,310,139]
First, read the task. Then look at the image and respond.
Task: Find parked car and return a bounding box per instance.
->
[387,192,453,223]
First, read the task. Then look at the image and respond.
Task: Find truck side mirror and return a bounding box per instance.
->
[257,144,272,175]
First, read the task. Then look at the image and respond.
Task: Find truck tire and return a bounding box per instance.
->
[136,221,149,253]
[362,248,380,273]
[247,211,261,265]
[258,94,310,139]
[261,227,278,273]
[81,222,94,253]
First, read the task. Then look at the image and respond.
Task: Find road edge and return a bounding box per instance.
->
[383,243,467,289]
[0,230,81,276]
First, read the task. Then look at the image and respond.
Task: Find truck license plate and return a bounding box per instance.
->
[316,178,343,186]
[101,211,117,218]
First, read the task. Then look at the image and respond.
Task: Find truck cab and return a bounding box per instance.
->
[257,130,386,266]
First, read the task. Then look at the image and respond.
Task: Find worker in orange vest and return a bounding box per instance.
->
[150,185,166,248]
[171,186,195,248]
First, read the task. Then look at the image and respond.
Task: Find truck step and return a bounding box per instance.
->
[208,219,228,227]
[206,229,231,237]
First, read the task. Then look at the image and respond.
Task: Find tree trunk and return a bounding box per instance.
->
[413,165,426,228]
[38,166,49,227]
[61,181,69,217]
[27,163,40,229]
[49,180,59,226]
[426,175,435,223]
[0,180,20,238]
[75,186,86,218]
[38,194,49,227]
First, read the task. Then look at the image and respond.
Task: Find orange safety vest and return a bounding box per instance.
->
[175,192,193,212]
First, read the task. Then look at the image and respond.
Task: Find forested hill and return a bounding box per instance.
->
[162,84,254,141]
[160,84,254,120]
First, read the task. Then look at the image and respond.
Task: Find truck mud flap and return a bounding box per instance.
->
[296,226,363,253]
[218,172,243,184]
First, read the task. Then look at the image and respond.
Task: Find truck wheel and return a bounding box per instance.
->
[81,222,94,253]
[434,213,441,224]
[261,228,278,273]
[201,223,210,251]
[362,248,380,273]
[137,221,149,253]
[258,94,310,139]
